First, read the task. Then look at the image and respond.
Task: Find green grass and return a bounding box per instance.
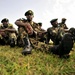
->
[0,44,75,75]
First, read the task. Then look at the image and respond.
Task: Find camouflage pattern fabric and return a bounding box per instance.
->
[47,26,65,45]
[17,18,47,49]
[17,19,38,47]
[48,33,74,57]
[0,23,17,45]
[29,37,50,52]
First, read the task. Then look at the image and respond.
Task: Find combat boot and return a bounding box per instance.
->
[48,33,74,58]
[22,37,32,55]
[60,33,74,56]
[0,39,5,45]
[10,38,15,47]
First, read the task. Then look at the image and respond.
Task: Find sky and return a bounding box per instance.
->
[0,0,75,30]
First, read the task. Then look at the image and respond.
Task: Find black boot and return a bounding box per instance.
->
[0,39,5,45]
[10,38,15,47]
[22,37,32,55]
[48,33,74,57]
[60,33,74,56]
[17,36,24,47]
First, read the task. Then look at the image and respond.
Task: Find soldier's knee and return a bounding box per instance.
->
[0,39,5,45]
[10,38,16,47]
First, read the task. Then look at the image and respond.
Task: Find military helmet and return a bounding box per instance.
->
[1,18,9,23]
[50,18,58,24]
[25,10,34,16]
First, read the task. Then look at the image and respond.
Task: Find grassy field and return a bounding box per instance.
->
[0,44,75,75]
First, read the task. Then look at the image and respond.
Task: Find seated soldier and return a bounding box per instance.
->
[0,18,17,47]
[46,18,65,45]
[15,10,38,55]
[46,19,75,57]
[37,22,47,42]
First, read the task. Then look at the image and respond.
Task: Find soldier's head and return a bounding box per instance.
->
[1,18,9,28]
[25,10,34,22]
[38,22,42,26]
[69,27,75,36]
[38,22,42,29]
[62,18,66,23]
[50,18,58,27]
[1,18,9,25]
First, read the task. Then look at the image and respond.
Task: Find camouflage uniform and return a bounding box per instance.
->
[15,10,49,55]
[47,26,65,45]
[15,10,40,55]
[46,19,65,45]
[46,19,74,57]
[0,18,17,47]
[17,18,38,47]
[36,22,47,42]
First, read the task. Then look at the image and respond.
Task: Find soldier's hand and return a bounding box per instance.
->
[34,31,37,35]
[0,29,5,32]
[24,23,33,35]
[0,32,6,36]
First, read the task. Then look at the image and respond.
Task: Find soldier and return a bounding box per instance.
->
[59,18,68,29]
[0,18,17,47]
[15,10,38,55]
[37,22,43,29]
[37,22,47,42]
[46,18,65,45]
[46,18,74,57]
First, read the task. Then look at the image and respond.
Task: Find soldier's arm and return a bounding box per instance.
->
[0,24,5,34]
[64,24,68,29]
[0,28,16,32]
[5,23,17,32]
[5,28,16,32]
[15,20,34,35]
[0,29,5,32]
[0,29,6,36]
[64,29,69,32]
[15,20,28,27]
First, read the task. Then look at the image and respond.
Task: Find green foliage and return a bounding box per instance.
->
[0,44,75,75]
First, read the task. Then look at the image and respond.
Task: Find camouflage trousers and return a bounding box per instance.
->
[30,33,74,57]
[29,38,51,52]
[17,31,28,47]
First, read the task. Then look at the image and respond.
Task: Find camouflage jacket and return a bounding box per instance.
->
[0,23,16,34]
[0,23,14,29]
[47,26,65,45]
[17,18,38,36]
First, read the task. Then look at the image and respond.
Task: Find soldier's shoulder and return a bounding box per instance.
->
[8,23,13,26]
[0,24,3,27]
[0,24,4,29]
[8,23,14,28]
[47,27,53,32]
[16,18,26,22]
[0,24,3,26]
[47,27,52,30]
[33,21,38,25]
